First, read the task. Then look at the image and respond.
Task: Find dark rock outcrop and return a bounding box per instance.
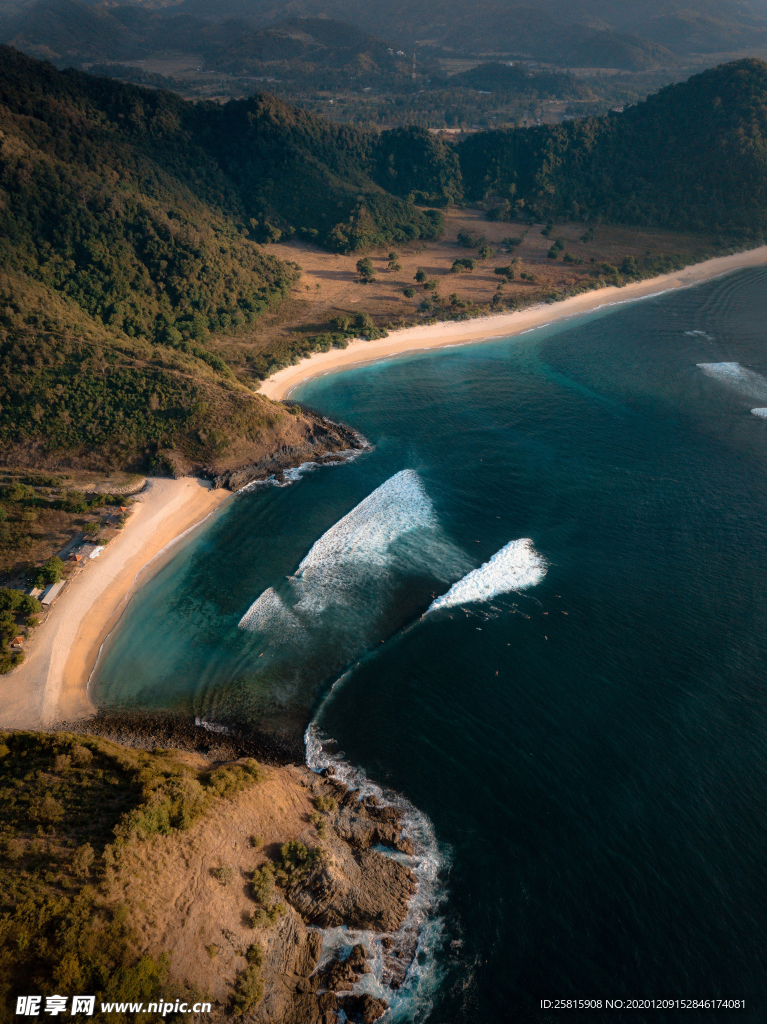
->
[202,414,364,491]
[338,993,388,1023]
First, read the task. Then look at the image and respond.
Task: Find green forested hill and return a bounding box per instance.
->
[458,59,767,236]
[3,47,767,476]
[0,46,456,471]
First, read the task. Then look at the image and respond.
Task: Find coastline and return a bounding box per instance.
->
[0,477,229,731]
[259,246,767,400]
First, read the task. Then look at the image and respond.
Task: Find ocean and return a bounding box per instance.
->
[93,267,767,1023]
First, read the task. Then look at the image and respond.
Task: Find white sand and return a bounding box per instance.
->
[5,247,766,733]
[260,247,767,401]
[0,477,229,731]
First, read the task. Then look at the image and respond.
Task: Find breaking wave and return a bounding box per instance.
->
[239,469,466,633]
[305,722,448,1022]
[751,408,767,418]
[696,362,767,402]
[238,587,307,641]
[290,468,437,601]
[426,538,547,614]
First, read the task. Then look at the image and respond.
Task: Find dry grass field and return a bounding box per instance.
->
[209,206,721,379]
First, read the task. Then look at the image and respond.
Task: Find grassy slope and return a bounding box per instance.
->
[0,730,266,1024]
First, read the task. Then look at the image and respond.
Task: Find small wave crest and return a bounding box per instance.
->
[697,362,767,402]
[426,537,547,614]
[305,723,448,1021]
[238,444,370,493]
[238,587,307,640]
[751,408,767,418]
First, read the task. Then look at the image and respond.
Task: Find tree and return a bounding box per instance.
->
[354,311,374,335]
[414,268,428,283]
[621,255,639,276]
[451,258,476,273]
[36,557,65,587]
[0,589,42,616]
[356,258,375,283]
[494,266,514,279]
[478,244,494,259]
[403,287,416,297]
[457,228,484,249]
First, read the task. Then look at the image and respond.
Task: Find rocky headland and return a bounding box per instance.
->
[0,727,425,1024]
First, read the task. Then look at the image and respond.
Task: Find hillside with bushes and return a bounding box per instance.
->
[2,49,767,476]
[458,59,767,237]
[0,47,455,471]
[171,0,767,64]
[0,728,416,1022]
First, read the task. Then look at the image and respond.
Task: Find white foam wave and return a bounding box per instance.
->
[237,445,370,493]
[239,470,450,630]
[238,586,307,642]
[305,723,448,1022]
[299,468,435,568]
[751,408,767,418]
[697,362,767,402]
[426,537,546,613]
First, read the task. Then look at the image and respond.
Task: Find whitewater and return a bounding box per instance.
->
[426,538,547,614]
[697,361,767,403]
[239,469,469,636]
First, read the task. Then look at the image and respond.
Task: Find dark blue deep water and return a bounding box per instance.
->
[94,269,767,1023]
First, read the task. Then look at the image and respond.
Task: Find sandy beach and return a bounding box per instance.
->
[4,247,766,735]
[260,246,767,400]
[0,477,229,731]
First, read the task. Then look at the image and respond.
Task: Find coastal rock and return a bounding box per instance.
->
[253,910,325,1024]
[338,993,388,1023]
[318,944,372,992]
[67,709,304,766]
[202,412,364,491]
[332,797,414,856]
[381,926,419,990]
[285,836,416,932]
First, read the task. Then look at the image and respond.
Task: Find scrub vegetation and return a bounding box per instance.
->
[0,731,265,1023]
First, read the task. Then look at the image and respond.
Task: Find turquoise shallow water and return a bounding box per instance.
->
[94,268,767,1022]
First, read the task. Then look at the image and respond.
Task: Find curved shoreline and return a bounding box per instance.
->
[259,246,767,400]
[6,246,766,733]
[0,478,230,731]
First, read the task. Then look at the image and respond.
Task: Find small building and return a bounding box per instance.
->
[40,581,66,607]
[10,636,23,651]
[28,587,43,599]
[83,545,105,559]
